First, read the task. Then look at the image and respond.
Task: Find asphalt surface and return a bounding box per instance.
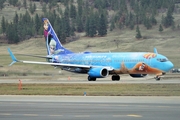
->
[0,96,180,120]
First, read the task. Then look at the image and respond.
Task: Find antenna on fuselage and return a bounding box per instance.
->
[154,48,158,54]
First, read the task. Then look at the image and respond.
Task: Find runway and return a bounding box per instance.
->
[0,96,180,120]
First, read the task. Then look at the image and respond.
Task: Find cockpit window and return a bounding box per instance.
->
[157,58,168,62]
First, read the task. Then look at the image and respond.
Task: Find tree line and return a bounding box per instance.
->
[0,0,177,43]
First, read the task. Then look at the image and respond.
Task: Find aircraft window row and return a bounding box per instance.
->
[62,59,145,63]
[114,59,145,62]
[157,58,168,62]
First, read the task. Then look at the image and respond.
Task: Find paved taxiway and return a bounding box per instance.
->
[0,96,180,120]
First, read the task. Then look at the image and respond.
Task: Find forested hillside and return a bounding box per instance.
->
[0,0,179,44]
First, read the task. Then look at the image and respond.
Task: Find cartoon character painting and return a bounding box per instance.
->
[43,19,61,55]
[112,52,163,75]
[43,19,50,39]
[137,62,147,71]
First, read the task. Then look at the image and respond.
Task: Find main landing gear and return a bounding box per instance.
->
[88,76,96,81]
[111,75,120,81]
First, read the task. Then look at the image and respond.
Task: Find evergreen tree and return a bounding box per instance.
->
[144,17,152,29]
[130,21,135,30]
[151,14,157,25]
[0,0,5,10]
[13,12,19,24]
[94,0,102,9]
[9,0,18,6]
[23,0,27,9]
[42,3,47,13]
[136,25,142,39]
[64,7,69,20]
[85,16,90,36]
[17,20,24,41]
[128,11,135,29]
[48,1,55,10]
[1,16,6,34]
[63,0,70,6]
[71,18,76,33]
[94,11,100,29]
[29,2,36,14]
[70,4,76,19]
[159,24,163,32]
[76,14,84,32]
[34,13,41,35]
[12,23,19,43]
[54,16,61,40]
[60,17,66,43]
[33,3,37,13]
[63,8,71,37]
[98,14,107,36]
[6,22,19,44]
[177,24,180,30]
[163,6,174,28]
[77,0,83,17]
[171,22,175,30]
[29,1,33,14]
[88,13,97,37]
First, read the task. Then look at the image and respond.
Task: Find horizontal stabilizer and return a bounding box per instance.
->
[7,48,19,66]
[17,54,52,59]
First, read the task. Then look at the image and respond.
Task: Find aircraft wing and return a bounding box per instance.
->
[8,48,113,71]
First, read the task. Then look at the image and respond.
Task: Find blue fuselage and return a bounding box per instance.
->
[52,52,173,73]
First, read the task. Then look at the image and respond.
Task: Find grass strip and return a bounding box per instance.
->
[0,83,180,96]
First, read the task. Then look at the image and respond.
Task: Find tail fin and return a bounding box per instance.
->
[154,48,158,54]
[42,18,73,55]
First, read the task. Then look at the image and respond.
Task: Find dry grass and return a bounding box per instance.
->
[0,83,180,96]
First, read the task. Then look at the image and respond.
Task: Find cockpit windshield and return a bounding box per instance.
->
[157,58,168,62]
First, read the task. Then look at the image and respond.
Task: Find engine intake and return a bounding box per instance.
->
[88,67,109,78]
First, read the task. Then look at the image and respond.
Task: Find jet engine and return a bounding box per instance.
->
[88,67,109,78]
[129,74,147,78]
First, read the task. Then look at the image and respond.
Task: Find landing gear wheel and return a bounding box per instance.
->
[112,75,120,81]
[88,76,96,81]
[155,76,161,81]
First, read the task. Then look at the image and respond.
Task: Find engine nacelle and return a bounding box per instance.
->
[129,74,147,78]
[88,67,109,78]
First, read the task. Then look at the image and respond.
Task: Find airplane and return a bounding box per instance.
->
[8,18,174,81]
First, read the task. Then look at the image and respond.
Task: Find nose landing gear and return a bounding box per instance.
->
[154,76,161,81]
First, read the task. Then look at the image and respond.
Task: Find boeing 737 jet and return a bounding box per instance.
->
[8,18,174,81]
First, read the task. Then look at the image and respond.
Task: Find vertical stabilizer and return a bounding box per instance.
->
[42,18,73,55]
[154,48,158,54]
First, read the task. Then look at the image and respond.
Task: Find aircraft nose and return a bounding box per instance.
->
[167,61,174,71]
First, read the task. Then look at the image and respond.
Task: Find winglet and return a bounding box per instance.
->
[154,48,158,54]
[7,48,18,66]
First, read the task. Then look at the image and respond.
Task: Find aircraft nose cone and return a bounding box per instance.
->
[167,61,174,71]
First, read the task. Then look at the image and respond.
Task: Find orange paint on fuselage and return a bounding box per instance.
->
[112,62,162,75]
